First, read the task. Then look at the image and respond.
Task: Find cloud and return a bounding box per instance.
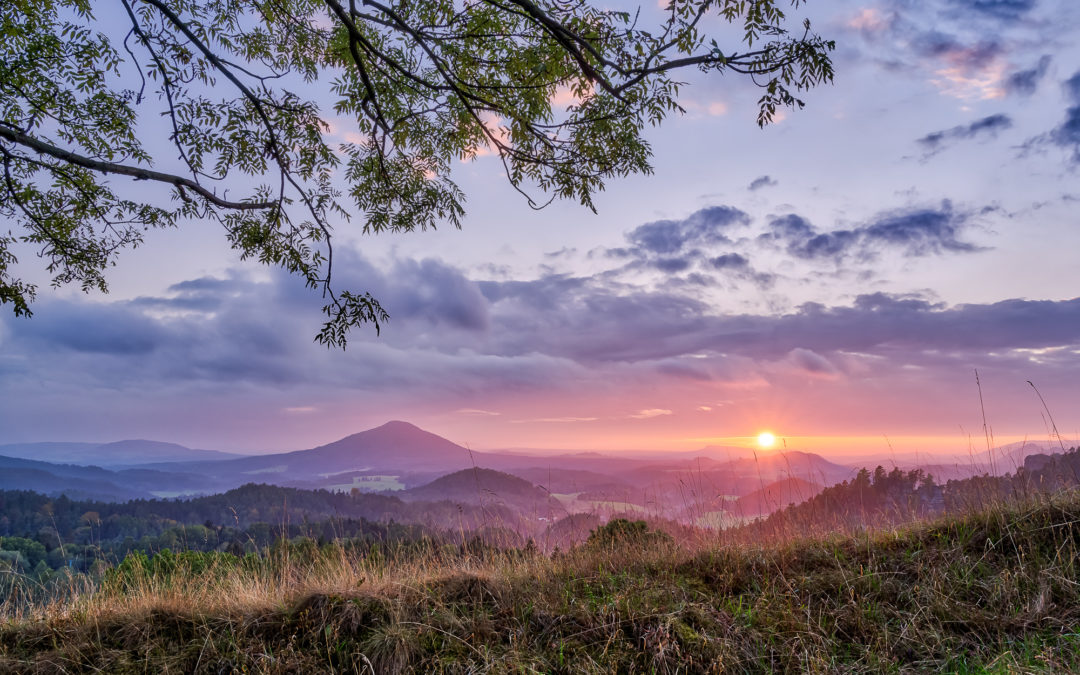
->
[17,300,166,355]
[652,257,694,273]
[380,258,490,331]
[607,201,983,289]
[916,114,1013,157]
[847,7,889,33]
[1005,55,1051,96]
[748,175,778,192]
[785,229,860,261]
[656,361,713,381]
[1065,71,1080,102]
[456,408,501,416]
[4,242,1080,449]
[544,247,577,259]
[706,253,777,288]
[599,205,772,285]
[624,206,750,255]
[572,278,1054,394]
[708,253,750,270]
[15,282,1080,377]
[511,417,598,423]
[787,348,839,376]
[928,43,1007,100]
[629,409,673,419]
[945,0,1037,20]
[762,202,982,263]
[1052,107,1080,162]
[1051,71,1080,163]
[766,213,815,240]
[860,8,1019,101]
[707,101,728,116]
[912,33,1002,69]
[861,204,982,256]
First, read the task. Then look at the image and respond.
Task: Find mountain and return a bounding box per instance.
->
[0,467,148,502]
[0,455,214,501]
[490,445,760,464]
[967,439,1072,474]
[730,477,824,517]
[0,442,98,463]
[167,421,487,488]
[504,467,634,495]
[399,468,560,517]
[0,440,239,467]
[288,421,480,472]
[713,450,854,486]
[846,440,1078,483]
[614,450,852,494]
[670,445,762,462]
[0,455,150,501]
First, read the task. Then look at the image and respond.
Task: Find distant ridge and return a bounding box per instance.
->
[0,454,210,501]
[0,440,239,467]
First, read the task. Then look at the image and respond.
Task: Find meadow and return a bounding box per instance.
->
[3,487,1080,673]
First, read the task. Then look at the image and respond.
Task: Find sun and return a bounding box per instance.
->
[756,431,777,449]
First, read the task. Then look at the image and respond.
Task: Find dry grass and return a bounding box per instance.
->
[4,493,1080,673]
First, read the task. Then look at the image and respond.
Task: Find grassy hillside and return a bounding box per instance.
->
[4,492,1080,673]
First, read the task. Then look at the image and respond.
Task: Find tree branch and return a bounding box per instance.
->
[0,126,274,211]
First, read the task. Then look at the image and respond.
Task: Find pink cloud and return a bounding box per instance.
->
[462,111,510,159]
[847,8,887,33]
[549,83,594,109]
[932,57,1007,100]
[629,408,674,419]
[707,101,729,116]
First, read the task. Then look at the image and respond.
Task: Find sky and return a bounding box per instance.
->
[2,0,1079,457]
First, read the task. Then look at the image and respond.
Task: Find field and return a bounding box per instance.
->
[324,475,407,493]
[4,492,1080,673]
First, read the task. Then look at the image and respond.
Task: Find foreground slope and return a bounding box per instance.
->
[4,493,1080,673]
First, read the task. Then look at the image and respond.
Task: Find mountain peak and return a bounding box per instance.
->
[342,420,445,443]
[292,421,475,472]
[376,420,424,431]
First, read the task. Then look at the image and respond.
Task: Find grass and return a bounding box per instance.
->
[4,493,1080,673]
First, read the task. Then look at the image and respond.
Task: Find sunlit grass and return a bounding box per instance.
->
[4,490,1080,673]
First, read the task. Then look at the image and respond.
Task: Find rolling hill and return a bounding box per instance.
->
[399,468,561,517]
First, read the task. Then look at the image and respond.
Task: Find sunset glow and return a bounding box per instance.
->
[0,0,1077,461]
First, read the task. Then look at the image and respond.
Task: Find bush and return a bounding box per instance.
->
[586,519,672,549]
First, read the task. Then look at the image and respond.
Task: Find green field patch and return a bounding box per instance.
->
[695,510,755,529]
[148,490,204,499]
[318,467,373,478]
[325,475,404,492]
